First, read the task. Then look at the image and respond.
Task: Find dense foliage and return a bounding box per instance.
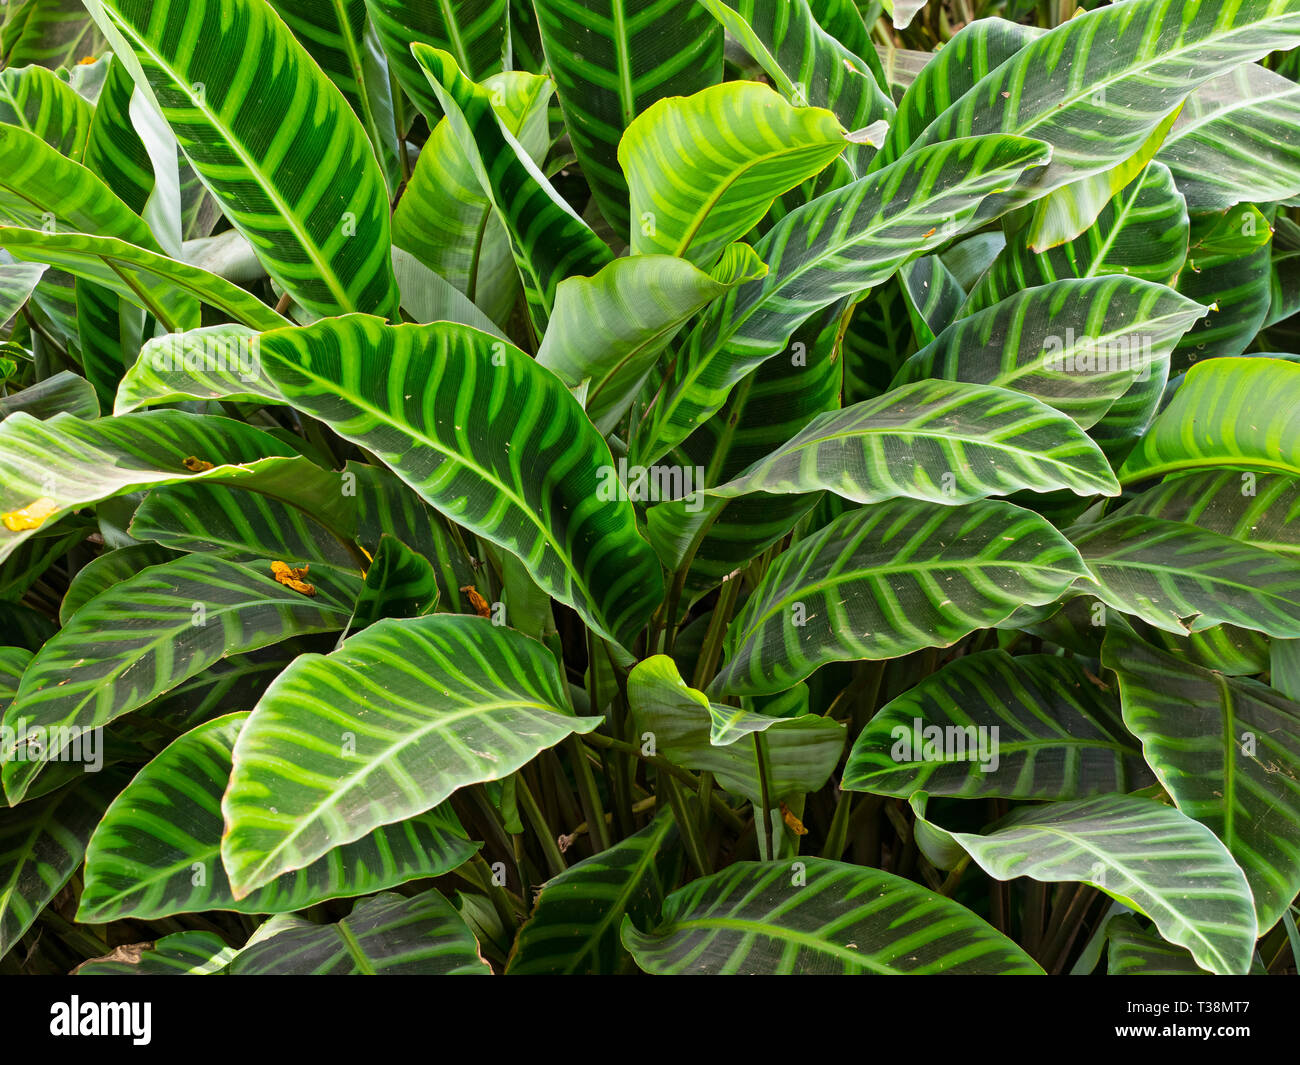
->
[1,0,1300,976]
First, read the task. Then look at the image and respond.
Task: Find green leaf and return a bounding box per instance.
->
[535,0,724,238]
[0,261,45,327]
[621,81,847,265]
[1,0,106,69]
[344,534,440,634]
[1069,514,1300,637]
[0,369,97,421]
[537,244,768,433]
[0,63,93,162]
[507,810,680,974]
[391,68,551,328]
[711,498,1089,695]
[84,0,400,318]
[74,930,237,974]
[1,554,358,802]
[627,655,844,803]
[900,0,1300,220]
[897,278,1204,430]
[412,45,613,334]
[78,713,476,922]
[0,773,123,960]
[1105,913,1211,975]
[635,134,1052,464]
[709,378,1120,504]
[842,650,1150,799]
[1104,629,1300,933]
[363,0,506,120]
[1119,356,1300,483]
[1158,63,1300,210]
[114,326,284,415]
[220,614,600,897]
[227,889,492,974]
[621,857,1043,974]
[58,543,177,624]
[911,792,1258,976]
[254,315,664,649]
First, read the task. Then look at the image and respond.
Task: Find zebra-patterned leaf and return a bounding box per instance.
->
[1104,629,1300,932]
[710,497,1089,696]
[114,326,284,415]
[621,81,847,265]
[698,0,893,176]
[0,64,93,162]
[537,244,767,434]
[1158,63,1300,210]
[228,889,491,974]
[59,543,178,624]
[1069,514,1300,637]
[0,773,124,960]
[391,69,551,328]
[74,931,237,974]
[363,0,506,120]
[710,379,1120,505]
[1,554,359,803]
[1105,913,1211,975]
[897,254,964,345]
[0,370,97,421]
[897,278,1202,430]
[1,0,106,69]
[220,615,600,897]
[0,261,45,327]
[535,0,723,238]
[900,0,1300,221]
[412,45,613,335]
[83,0,400,319]
[842,650,1151,799]
[627,655,844,803]
[344,534,440,635]
[911,792,1258,976]
[634,134,1052,465]
[254,315,664,649]
[507,810,680,974]
[1120,357,1300,484]
[0,230,288,331]
[621,858,1043,974]
[963,162,1190,313]
[78,713,476,922]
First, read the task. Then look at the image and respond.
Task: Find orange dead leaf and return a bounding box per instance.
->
[460,585,491,618]
[921,227,937,239]
[2,497,59,532]
[780,802,808,836]
[183,456,214,472]
[271,561,315,597]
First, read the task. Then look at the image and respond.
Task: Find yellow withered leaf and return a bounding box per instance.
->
[271,561,315,597]
[2,497,59,532]
[780,802,808,836]
[183,456,215,472]
[460,585,491,618]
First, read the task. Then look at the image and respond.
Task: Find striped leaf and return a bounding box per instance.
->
[698,0,893,176]
[220,615,600,897]
[537,244,768,434]
[0,409,341,564]
[79,713,476,922]
[84,0,400,319]
[875,17,1041,166]
[0,64,92,162]
[253,316,664,649]
[897,254,964,345]
[896,278,1204,430]
[710,379,1120,505]
[1,554,359,802]
[1116,469,1300,557]
[1106,913,1211,975]
[1119,357,1300,484]
[344,534,440,635]
[59,543,178,624]
[412,45,613,335]
[82,57,153,218]
[621,81,846,265]
[227,889,491,974]
[963,162,1190,313]
[391,69,551,328]
[842,650,1150,799]
[621,858,1043,974]
[114,326,285,415]
[627,655,844,803]
[1069,514,1300,637]
[0,230,288,332]
[535,0,723,238]
[363,0,506,120]
[0,369,97,421]
[1104,630,1300,932]
[0,261,45,327]
[900,0,1300,221]
[0,773,124,960]
[911,792,1258,976]
[507,811,680,974]
[1158,63,1300,210]
[634,134,1052,465]
[710,498,1090,695]
[1,0,106,68]
[74,931,237,975]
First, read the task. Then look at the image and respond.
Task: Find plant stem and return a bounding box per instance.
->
[514,773,567,878]
[691,573,742,690]
[663,775,712,876]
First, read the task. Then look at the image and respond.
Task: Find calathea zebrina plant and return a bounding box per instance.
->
[0,0,1299,978]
